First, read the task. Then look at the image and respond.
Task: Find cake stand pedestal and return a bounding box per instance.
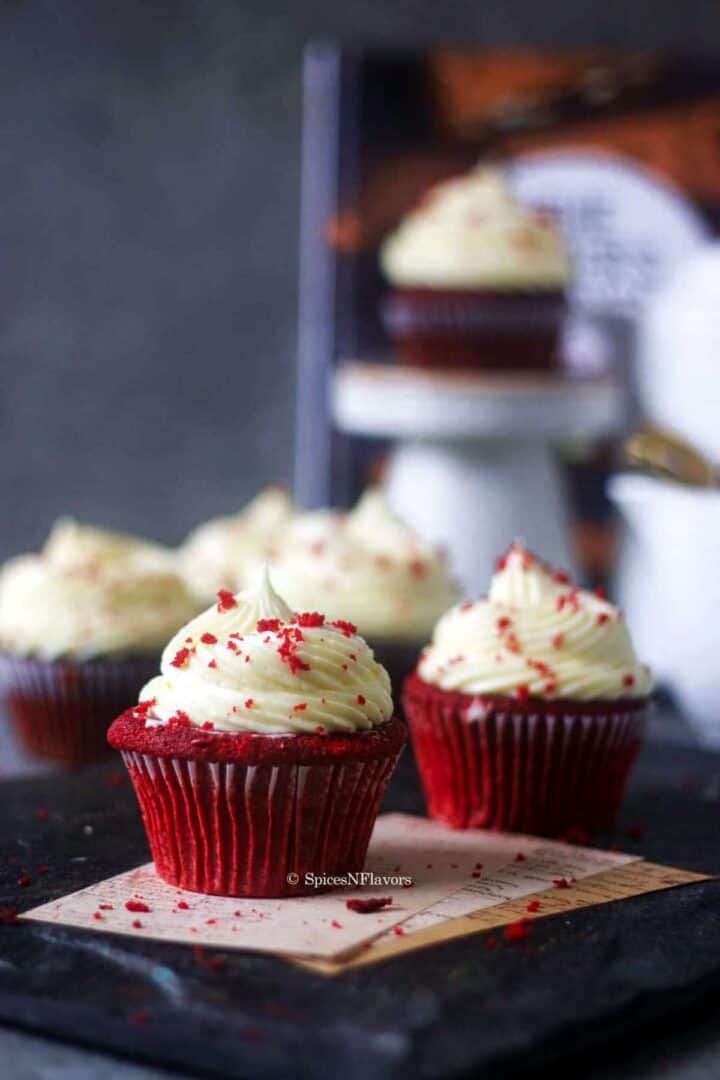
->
[332,362,625,596]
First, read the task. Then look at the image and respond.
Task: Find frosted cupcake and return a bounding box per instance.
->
[403,543,651,835]
[380,168,570,372]
[108,572,406,898]
[0,519,197,764]
[180,487,294,604]
[264,489,458,692]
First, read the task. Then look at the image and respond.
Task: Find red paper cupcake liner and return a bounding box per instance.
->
[113,715,407,897]
[403,672,646,836]
[382,287,565,372]
[0,653,157,765]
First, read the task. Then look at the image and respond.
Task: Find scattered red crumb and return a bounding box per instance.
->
[553,570,571,584]
[475,862,483,870]
[201,721,214,731]
[170,647,192,669]
[497,616,512,633]
[515,852,526,862]
[293,612,325,628]
[471,871,482,879]
[551,634,565,650]
[594,584,607,600]
[277,625,311,674]
[315,726,325,734]
[177,901,189,910]
[0,907,18,924]
[35,807,49,821]
[193,945,224,970]
[217,589,237,612]
[623,674,636,689]
[201,632,218,644]
[244,698,254,709]
[597,613,610,626]
[257,618,282,634]
[125,900,150,913]
[132,920,144,929]
[208,660,217,669]
[330,920,342,929]
[134,698,157,718]
[485,935,498,950]
[514,685,530,702]
[356,694,366,706]
[99,903,114,911]
[495,554,507,572]
[293,703,307,712]
[503,918,531,942]
[330,619,357,637]
[168,710,191,728]
[93,912,104,921]
[408,558,426,578]
[37,865,49,875]
[545,680,558,695]
[460,601,474,612]
[346,897,392,914]
[132,1011,150,1026]
[505,633,521,654]
[17,875,32,888]
[553,878,571,889]
[206,918,216,926]
[526,900,541,913]
[626,824,644,840]
[393,926,406,936]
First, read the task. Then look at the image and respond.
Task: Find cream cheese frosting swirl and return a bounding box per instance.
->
[0,520,197,660]
[418,543,652,701]
[262,489,458,643]
[380,168,570,290]
[140,571,393,734]
[180,487,294,604]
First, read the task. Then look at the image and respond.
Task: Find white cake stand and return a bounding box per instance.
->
[332,361,625,596]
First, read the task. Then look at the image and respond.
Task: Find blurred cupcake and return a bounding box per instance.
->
[380,168,570,372]
[108,572,406,898]
[0,519,197,764]
[403,543,651,835]
[180,487,293,604]
[263,489,458,693]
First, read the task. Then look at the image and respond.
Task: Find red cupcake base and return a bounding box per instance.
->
[403,672,646,836]
[109,712,407,897]
[0,653,157,765]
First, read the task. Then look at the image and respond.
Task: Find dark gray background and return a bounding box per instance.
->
[1,0,719,560]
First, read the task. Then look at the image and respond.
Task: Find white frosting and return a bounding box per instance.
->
[180,487,294,604]
[141,572,394,734]
[0,520,197,660]
[419,543,652,701]
[262,489,458,643]
[380,168,570,290]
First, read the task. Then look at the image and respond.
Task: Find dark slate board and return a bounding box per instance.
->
[1,725,719,1080]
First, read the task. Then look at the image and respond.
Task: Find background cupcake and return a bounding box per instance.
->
[0,519,198,764]
[108,572,406,898]
[262,489,458,694]
[380,168,570,372]
[179,487,293,605]
[403,542,651,835]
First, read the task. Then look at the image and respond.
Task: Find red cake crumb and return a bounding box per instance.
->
[346,897,392,914]
[597,613,610,626]
[553,570,571,584]
[330,920,342,929]
[552,877,571,889]
[132,920,144,929]
[170,648,192,670]
[393,926,406,936]
[244,699,254,708]
[217,589,237,612]
[408,558,426,577]
[497,616,512,632]
[125,900,150,913]
[201,722,214,731]
[514,685,530,702]
[99,903,114,910]
[552,634,564,649]
[293,703,307,711]
[17,875,32,888]
[134,699,157,717]
[623,674,636,689]
[168,711,191,728]
[526,900,541,913]
[330,619,357,637]
[293,612,325,628]
[201,632,218,645]
[177,901,189,910]
[594,584,607,600]
[515,852,526,862]
[357,694,366,705]
[208,660,217,669]
[93,912,104,921]
[257,618,282,634]
[277,626,310,674]
[495,554,508,571]
[503,918,531,942]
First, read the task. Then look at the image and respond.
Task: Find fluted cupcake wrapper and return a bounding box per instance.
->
[403,673,646,836]
[121,747,403,898]
[0,653,157,765]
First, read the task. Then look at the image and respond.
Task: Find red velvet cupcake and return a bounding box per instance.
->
[108,573,406,897]
[402,543,651,836]
[379,168,570,373]
[0,519,197,764]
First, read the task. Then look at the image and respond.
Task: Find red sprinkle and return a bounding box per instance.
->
[293,612,325,628]
[503,918,531,942]
[201,721,214,731]
[408,558,426,578]
[257,618,282,634]
[597,613,610,626]
[132,920,144,929]
[125,900,150,913]
[393,926,406,936]
[495,554,508,572]
[497,616,512,633]
[330,920,342,929]
[623,674,636,689]
[553,570,571,584]
[217,589,238,612]
[99,903,114,911]
[330,619,357,637]
[177,901,189,910]
[515,685,530,702]
[526,900,541,913]
[207,660,217,669]
[244,698,254,709]
[553,877,571,889]
[346,897,393,914]
[201,632,218,644]
[594,584,607,600]
[357,694,366,705]
[93,912,104,921]
[293,703,307,711]
[170,647,192,669]
[552,634,565,649]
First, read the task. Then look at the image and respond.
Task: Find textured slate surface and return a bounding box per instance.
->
[0,733,719,1080]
